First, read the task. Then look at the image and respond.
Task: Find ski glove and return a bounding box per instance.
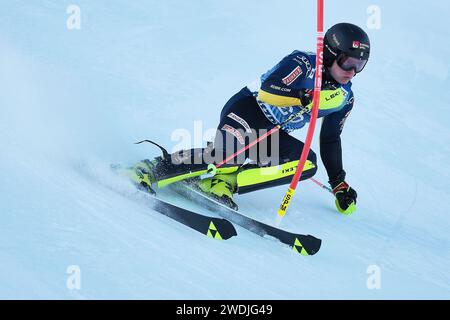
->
[331,181,357,215]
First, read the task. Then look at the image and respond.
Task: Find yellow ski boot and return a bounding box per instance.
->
[197,173,238,210]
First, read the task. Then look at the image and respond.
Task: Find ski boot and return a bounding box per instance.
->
[197,173,239,210]
[125,158,161,195]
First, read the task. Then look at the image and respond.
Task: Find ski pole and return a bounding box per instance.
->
[310,177,333,193]
[207,105,311,174]
[140,95,312,178]
[275,0,324,226]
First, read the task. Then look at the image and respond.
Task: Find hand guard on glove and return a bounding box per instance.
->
[330,180,357,215]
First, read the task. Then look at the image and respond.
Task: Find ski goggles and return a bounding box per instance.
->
[336,54,368,73]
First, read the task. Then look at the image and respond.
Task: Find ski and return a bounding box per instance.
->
[128,139,321,255]
[169,181,322,256]
[111,165,237,240]
[146,193,237,240]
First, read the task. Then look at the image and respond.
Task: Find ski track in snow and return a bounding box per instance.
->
[0,0,449,299]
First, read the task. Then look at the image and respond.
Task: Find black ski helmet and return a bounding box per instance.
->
[323,23,370,68]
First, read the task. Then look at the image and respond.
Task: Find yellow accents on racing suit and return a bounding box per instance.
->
[257,89,302,107]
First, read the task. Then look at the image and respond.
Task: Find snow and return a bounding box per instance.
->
[0,0,449,299]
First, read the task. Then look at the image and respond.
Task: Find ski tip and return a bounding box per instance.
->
[134,139,170,159]
[207,219,237,240]
[293,235,322,256]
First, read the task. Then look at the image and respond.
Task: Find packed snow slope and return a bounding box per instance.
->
[0,0,449,299]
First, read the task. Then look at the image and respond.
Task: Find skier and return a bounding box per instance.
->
[127,22,370,215]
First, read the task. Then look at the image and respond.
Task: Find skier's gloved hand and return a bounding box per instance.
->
[330,180,357,215]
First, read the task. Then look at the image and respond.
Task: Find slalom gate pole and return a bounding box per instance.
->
[275,0,324,226]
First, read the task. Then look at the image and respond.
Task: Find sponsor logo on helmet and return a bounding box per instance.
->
[325,44,338,57]
[359,43,370,50]
[352,41,370,51]
[332,34,340,46]
[282,66,303,86]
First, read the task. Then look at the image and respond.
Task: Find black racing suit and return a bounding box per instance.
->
[152,50,354,192]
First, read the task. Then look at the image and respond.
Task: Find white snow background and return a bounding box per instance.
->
[0,0,449,299]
